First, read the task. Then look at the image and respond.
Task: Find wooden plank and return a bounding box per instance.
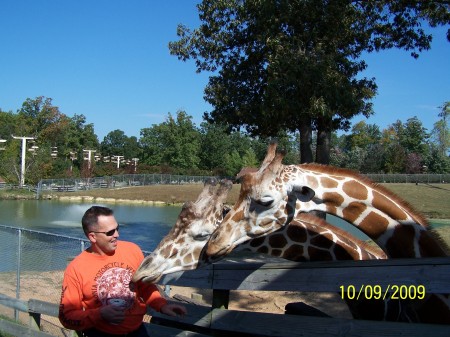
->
[0,293,28,312]
[210,258,450,292]
[209,309,450,337]
[28,299,59,317]
[149,303,212,329]
[142,323,212,337]
[159,269,212,288]
[0,318,56,337]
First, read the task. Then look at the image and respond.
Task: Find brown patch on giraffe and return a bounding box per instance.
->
[282,245,304,261]
[322,192,345,207]
[342,180,368,200]
[372,190,408,221]
[342,202,367,223]
[308,246,333,261]
[333,245,356,260]
[310,233,333,249]
[385,225,416,257]
[268,234,288,248]
[418,231,449,257]
[358,212,389,239]
[231,209,245,222]
[249,236,266,248]
[257,246,269,254]
[286,224,308,243]
[306,176,319,189]
[271,249,282,257]
[321,177,339,189]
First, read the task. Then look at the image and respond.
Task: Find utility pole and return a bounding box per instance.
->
[112,155,124,169]
[131,157,139,172]
[0,137,6,151]
[12,135,35,187]
[83,149,96,170]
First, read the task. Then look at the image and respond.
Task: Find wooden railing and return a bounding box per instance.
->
[1,257,450,336]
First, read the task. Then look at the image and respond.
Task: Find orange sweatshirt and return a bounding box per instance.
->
[59,241,167,334]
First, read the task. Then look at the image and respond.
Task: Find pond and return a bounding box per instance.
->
[0,199,448,252]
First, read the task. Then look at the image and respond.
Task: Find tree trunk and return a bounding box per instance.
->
[316,115,332,165]
[299,116,313,164]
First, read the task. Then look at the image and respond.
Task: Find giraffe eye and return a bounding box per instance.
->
[256,196,274,207]
[193,232,210,241]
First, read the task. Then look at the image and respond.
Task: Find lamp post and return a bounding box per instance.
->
[83,149,96,170]
[131,157,139,172]
[12,135,35,187]
[112,155,124,169]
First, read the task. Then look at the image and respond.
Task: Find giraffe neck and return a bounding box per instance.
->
[286,164,447,257]
[238,213,386,261]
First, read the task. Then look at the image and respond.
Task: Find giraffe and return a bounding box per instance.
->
[204,142,450,323]
[132,177,233,284]
[132,177,385,285]
[206,142,448,259]
[131,178,388,321]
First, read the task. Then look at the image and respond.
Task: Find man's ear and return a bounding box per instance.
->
[291,185,315,202]
[87,232,96,243]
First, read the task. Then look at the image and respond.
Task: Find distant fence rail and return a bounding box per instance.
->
[36,174,218,197]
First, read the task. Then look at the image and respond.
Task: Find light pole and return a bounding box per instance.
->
[131,157,139,172]
[83,149,96,170]
[12,135,35,187]
[112,155,124,169]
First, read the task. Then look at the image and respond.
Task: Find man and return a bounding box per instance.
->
[59,206,186,336]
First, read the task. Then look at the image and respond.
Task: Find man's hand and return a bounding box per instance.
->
[100,305,126,325]
[160,303,187,317]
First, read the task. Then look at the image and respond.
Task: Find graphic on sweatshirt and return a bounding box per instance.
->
[96,267,135,309]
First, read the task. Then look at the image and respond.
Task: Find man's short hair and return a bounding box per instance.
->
[82,206,114,234]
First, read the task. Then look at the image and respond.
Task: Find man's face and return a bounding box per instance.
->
[88,215,120,255]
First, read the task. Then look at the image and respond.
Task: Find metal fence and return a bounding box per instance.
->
[36,173,215,195]
[365,173,450,183]
[36,173,450,195]
[0,225,154,337]
[0,225,88,336]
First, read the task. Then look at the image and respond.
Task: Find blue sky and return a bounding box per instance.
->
[1,1,448,141]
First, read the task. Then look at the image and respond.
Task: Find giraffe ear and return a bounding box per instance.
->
[291,186,315,202]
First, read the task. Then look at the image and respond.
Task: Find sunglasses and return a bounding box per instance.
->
[90,224,120,236]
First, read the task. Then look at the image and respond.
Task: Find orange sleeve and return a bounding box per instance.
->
[58,266,101,331]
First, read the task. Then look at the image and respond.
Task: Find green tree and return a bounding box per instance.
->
[169,0,449,164]
[432,101,450,157]
[101,130,128,157]
[139,110,201,172]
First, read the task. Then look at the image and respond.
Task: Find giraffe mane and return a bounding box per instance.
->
[300,163,430,228]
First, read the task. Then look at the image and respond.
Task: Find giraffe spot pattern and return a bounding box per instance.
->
[287,225,308,243]
[372,190,408,221]
[342,202,367,223]
[342,180,368,200]
[321,177,339,189]
[268,234,288,248]
[386,225,416,257]
[282,245,304,261]
[359,212,389,239]
[322,192,345,207]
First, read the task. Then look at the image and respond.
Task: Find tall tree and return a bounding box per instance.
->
[139,110,201,172]
[432,101,450,157]
[169,0,449,164]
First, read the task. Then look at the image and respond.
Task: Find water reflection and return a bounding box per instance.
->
[0,200,181,252]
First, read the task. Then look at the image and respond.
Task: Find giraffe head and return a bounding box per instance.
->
[205,142,302,258]
[132,178,232,284]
